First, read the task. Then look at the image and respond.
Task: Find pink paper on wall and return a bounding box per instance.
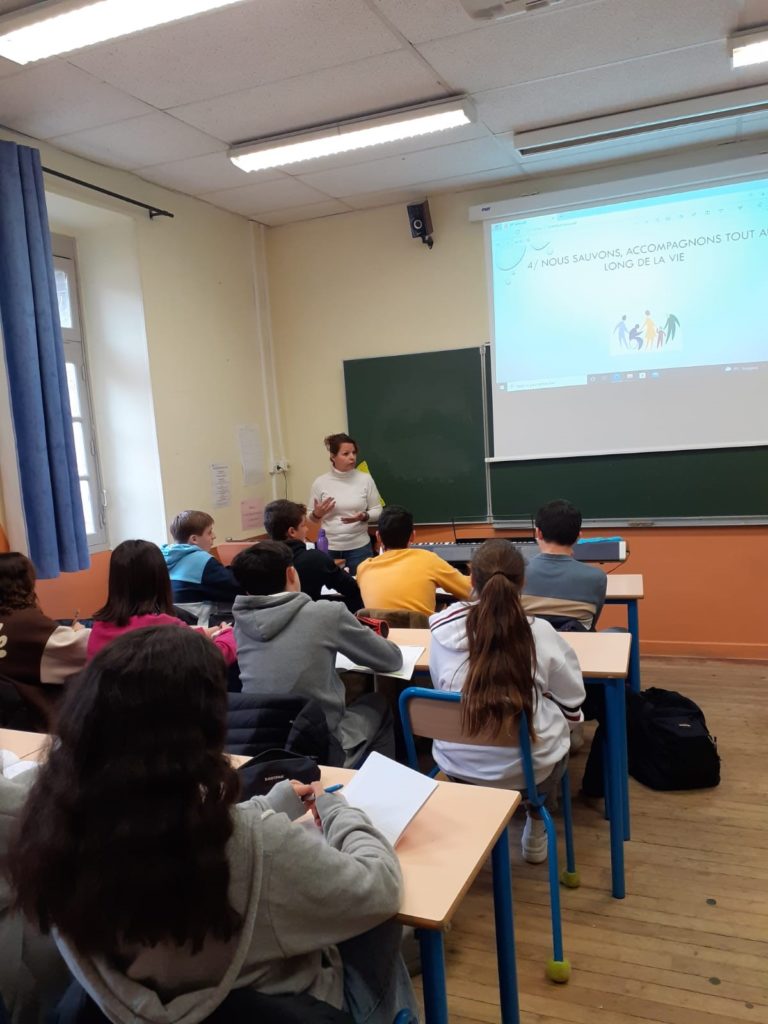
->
[240,498,264,533]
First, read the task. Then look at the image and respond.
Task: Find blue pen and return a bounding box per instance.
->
[324,783,344,793]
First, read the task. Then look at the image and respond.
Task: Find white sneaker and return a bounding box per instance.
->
[569,722,585,753]
[522,815,548,864]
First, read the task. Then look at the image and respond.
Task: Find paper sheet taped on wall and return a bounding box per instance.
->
[210,463,231,508]
[238,425,265,487]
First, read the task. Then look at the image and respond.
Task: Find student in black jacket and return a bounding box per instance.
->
[263,501,363,614]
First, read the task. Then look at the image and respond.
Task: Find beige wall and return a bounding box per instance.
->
[0,129,277,544]
[266,192,489,502]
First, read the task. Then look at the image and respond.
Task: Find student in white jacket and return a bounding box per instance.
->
[429,539,585,864]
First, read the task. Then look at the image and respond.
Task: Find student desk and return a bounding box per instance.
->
[0,728,522,1024]
[605,573,644,693]
[322,766,521,1024]
[387,628,632,900]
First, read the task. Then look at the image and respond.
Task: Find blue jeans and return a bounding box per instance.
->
[327,542,373,576]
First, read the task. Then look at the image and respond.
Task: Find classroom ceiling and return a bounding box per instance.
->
[1,0,768,224]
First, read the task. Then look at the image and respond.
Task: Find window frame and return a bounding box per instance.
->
[52,235,108,552]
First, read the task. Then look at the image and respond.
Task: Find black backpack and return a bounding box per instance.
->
[627,687,720,791]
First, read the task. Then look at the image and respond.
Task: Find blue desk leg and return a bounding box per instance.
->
[491,829,520,1024]
[603,678,626,898]
[417,929,448,1024]
[616,678,630,842]
[627,599,641,694]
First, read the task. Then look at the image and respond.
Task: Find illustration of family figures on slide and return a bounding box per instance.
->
[613,311,680,351]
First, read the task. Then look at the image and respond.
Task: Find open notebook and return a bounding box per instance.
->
[335,644,424,681]
[341,752,438,846]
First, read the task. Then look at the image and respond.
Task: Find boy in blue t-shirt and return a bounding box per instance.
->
[161,509,241,606]
[522,499,607,630]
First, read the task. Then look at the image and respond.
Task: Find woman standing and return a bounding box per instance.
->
[309,433,382,575]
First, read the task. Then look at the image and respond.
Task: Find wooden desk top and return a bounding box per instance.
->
[0,729,519,931]
[319,766,519,929]
[0,729,49,760]
[605,573,644,600]
[389,627,631,679]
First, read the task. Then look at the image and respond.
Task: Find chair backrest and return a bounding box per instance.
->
[359,607,430,629]
[521,594,595,630]
[399,686,538,796]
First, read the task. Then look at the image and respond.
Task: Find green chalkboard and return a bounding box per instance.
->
[344,348,487,522]
[489,447,768,520]
[345,347,768,522]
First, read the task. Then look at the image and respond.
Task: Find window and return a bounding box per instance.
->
[52,235,108,550]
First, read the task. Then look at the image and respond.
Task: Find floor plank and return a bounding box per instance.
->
[413,657,768,1023]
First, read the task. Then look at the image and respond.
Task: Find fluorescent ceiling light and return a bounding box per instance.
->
[730,27,768,68]
[229,98,474,172]
[514,86,768,156]
[0,0,247,64]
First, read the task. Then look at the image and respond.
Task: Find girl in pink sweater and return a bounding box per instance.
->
[87,540,236,665]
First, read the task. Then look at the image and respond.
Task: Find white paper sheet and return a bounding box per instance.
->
[335,644,424,681]
[342,752,438,846]
[0,750,38,779]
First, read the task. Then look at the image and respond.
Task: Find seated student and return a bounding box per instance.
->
[1,770,70,1022]
[356,506,472,616]
[263,500,363,613]
[231,542,402,768]
[0,552,89,686]
[522,499,608,630]
[9,628,417,1024]
[161,510,241,609]
[429,540,585,863]
[88,540,236,666]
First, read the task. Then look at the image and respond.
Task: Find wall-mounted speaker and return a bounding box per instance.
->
[407,200,434,248]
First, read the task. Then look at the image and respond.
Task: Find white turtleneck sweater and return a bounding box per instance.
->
[309,468,382,550]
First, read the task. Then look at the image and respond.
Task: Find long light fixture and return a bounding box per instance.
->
[229,98,475,173]
[730,26,768,68]
[0,0,248,65]
[513,85,768,157]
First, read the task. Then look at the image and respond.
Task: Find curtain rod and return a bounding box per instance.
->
[42,167,174,220]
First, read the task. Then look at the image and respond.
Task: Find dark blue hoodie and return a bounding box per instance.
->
[161,544,241,603]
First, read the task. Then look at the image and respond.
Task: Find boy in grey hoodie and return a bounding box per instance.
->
[232,542,402,767]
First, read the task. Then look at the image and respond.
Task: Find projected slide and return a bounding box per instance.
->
[485,173,768,460]
[491,178,768,391]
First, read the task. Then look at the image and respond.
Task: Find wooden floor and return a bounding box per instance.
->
[414,658,768,1023]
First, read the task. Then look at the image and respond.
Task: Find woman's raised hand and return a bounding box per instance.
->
[313,496,336,520]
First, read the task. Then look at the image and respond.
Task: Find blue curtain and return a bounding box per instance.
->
[0,141,89,578]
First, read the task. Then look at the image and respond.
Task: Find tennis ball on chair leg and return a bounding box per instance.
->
[546,958,571,983]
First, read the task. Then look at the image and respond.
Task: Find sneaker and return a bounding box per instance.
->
[521,815,548,864]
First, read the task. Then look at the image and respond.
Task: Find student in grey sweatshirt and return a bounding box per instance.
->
[8,628,417,1024]
[231,542,402,767]
[0,769,70,1024]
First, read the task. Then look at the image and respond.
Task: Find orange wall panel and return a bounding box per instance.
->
[35,550,110,620]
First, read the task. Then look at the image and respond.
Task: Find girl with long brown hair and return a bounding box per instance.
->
[429,540,585,863]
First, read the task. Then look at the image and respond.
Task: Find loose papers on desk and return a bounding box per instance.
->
[0,750,38,780]
[335,644,424,681]
[342,752,438,846]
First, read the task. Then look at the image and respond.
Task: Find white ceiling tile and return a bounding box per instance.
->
[476,44,768,135]
[66,0,402,109]
[416,0,746,94]
[371,0,602,45]
[135,151,283,195]
[340,166,528,209]
[169,50,449,143]
[255,199,353,226]
[50,113,225,170]
[297,136,517,197]
[0,61,154,138]
[201,176,333,215]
